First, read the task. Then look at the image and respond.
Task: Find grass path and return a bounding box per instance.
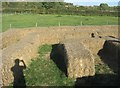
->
[24,44,75,86]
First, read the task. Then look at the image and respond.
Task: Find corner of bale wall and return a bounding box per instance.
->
[57,40,95,78]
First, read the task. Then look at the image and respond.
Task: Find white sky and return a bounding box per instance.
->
[64,0,119,3]
[64,0,120,6]
[1,0,120,6]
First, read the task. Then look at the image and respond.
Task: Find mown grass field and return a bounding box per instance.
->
[2,14,118,32]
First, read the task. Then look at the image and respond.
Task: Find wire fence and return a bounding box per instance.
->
[8,21,116,30]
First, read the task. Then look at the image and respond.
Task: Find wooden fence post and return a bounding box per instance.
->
[81,21,82,26]
[36,22,37,27]
[59,22,60,27]
[10,24,11,29]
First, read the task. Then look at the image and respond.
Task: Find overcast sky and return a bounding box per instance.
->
[64,0,120,6]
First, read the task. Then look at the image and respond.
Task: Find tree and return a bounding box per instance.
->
[99,3,109,11]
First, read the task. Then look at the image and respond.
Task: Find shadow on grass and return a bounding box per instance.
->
[50,44,68,77]
[75,74,119,87]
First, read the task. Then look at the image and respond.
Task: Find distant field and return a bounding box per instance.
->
[2,14,118,32]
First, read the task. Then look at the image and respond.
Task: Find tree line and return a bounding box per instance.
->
[2,2,120,16]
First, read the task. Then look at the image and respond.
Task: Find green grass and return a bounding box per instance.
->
[95,63,115,74]
[24,44,75,86]
[2,14,118,32]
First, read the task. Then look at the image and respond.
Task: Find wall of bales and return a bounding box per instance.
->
[56,39,95,78]
[103,40,120,57]
[1,29,35,49]
[1,25,118,50]
[1,30,61,86]
[98,39,120,73]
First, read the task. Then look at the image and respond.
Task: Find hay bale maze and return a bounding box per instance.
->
[1,25,119,86]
